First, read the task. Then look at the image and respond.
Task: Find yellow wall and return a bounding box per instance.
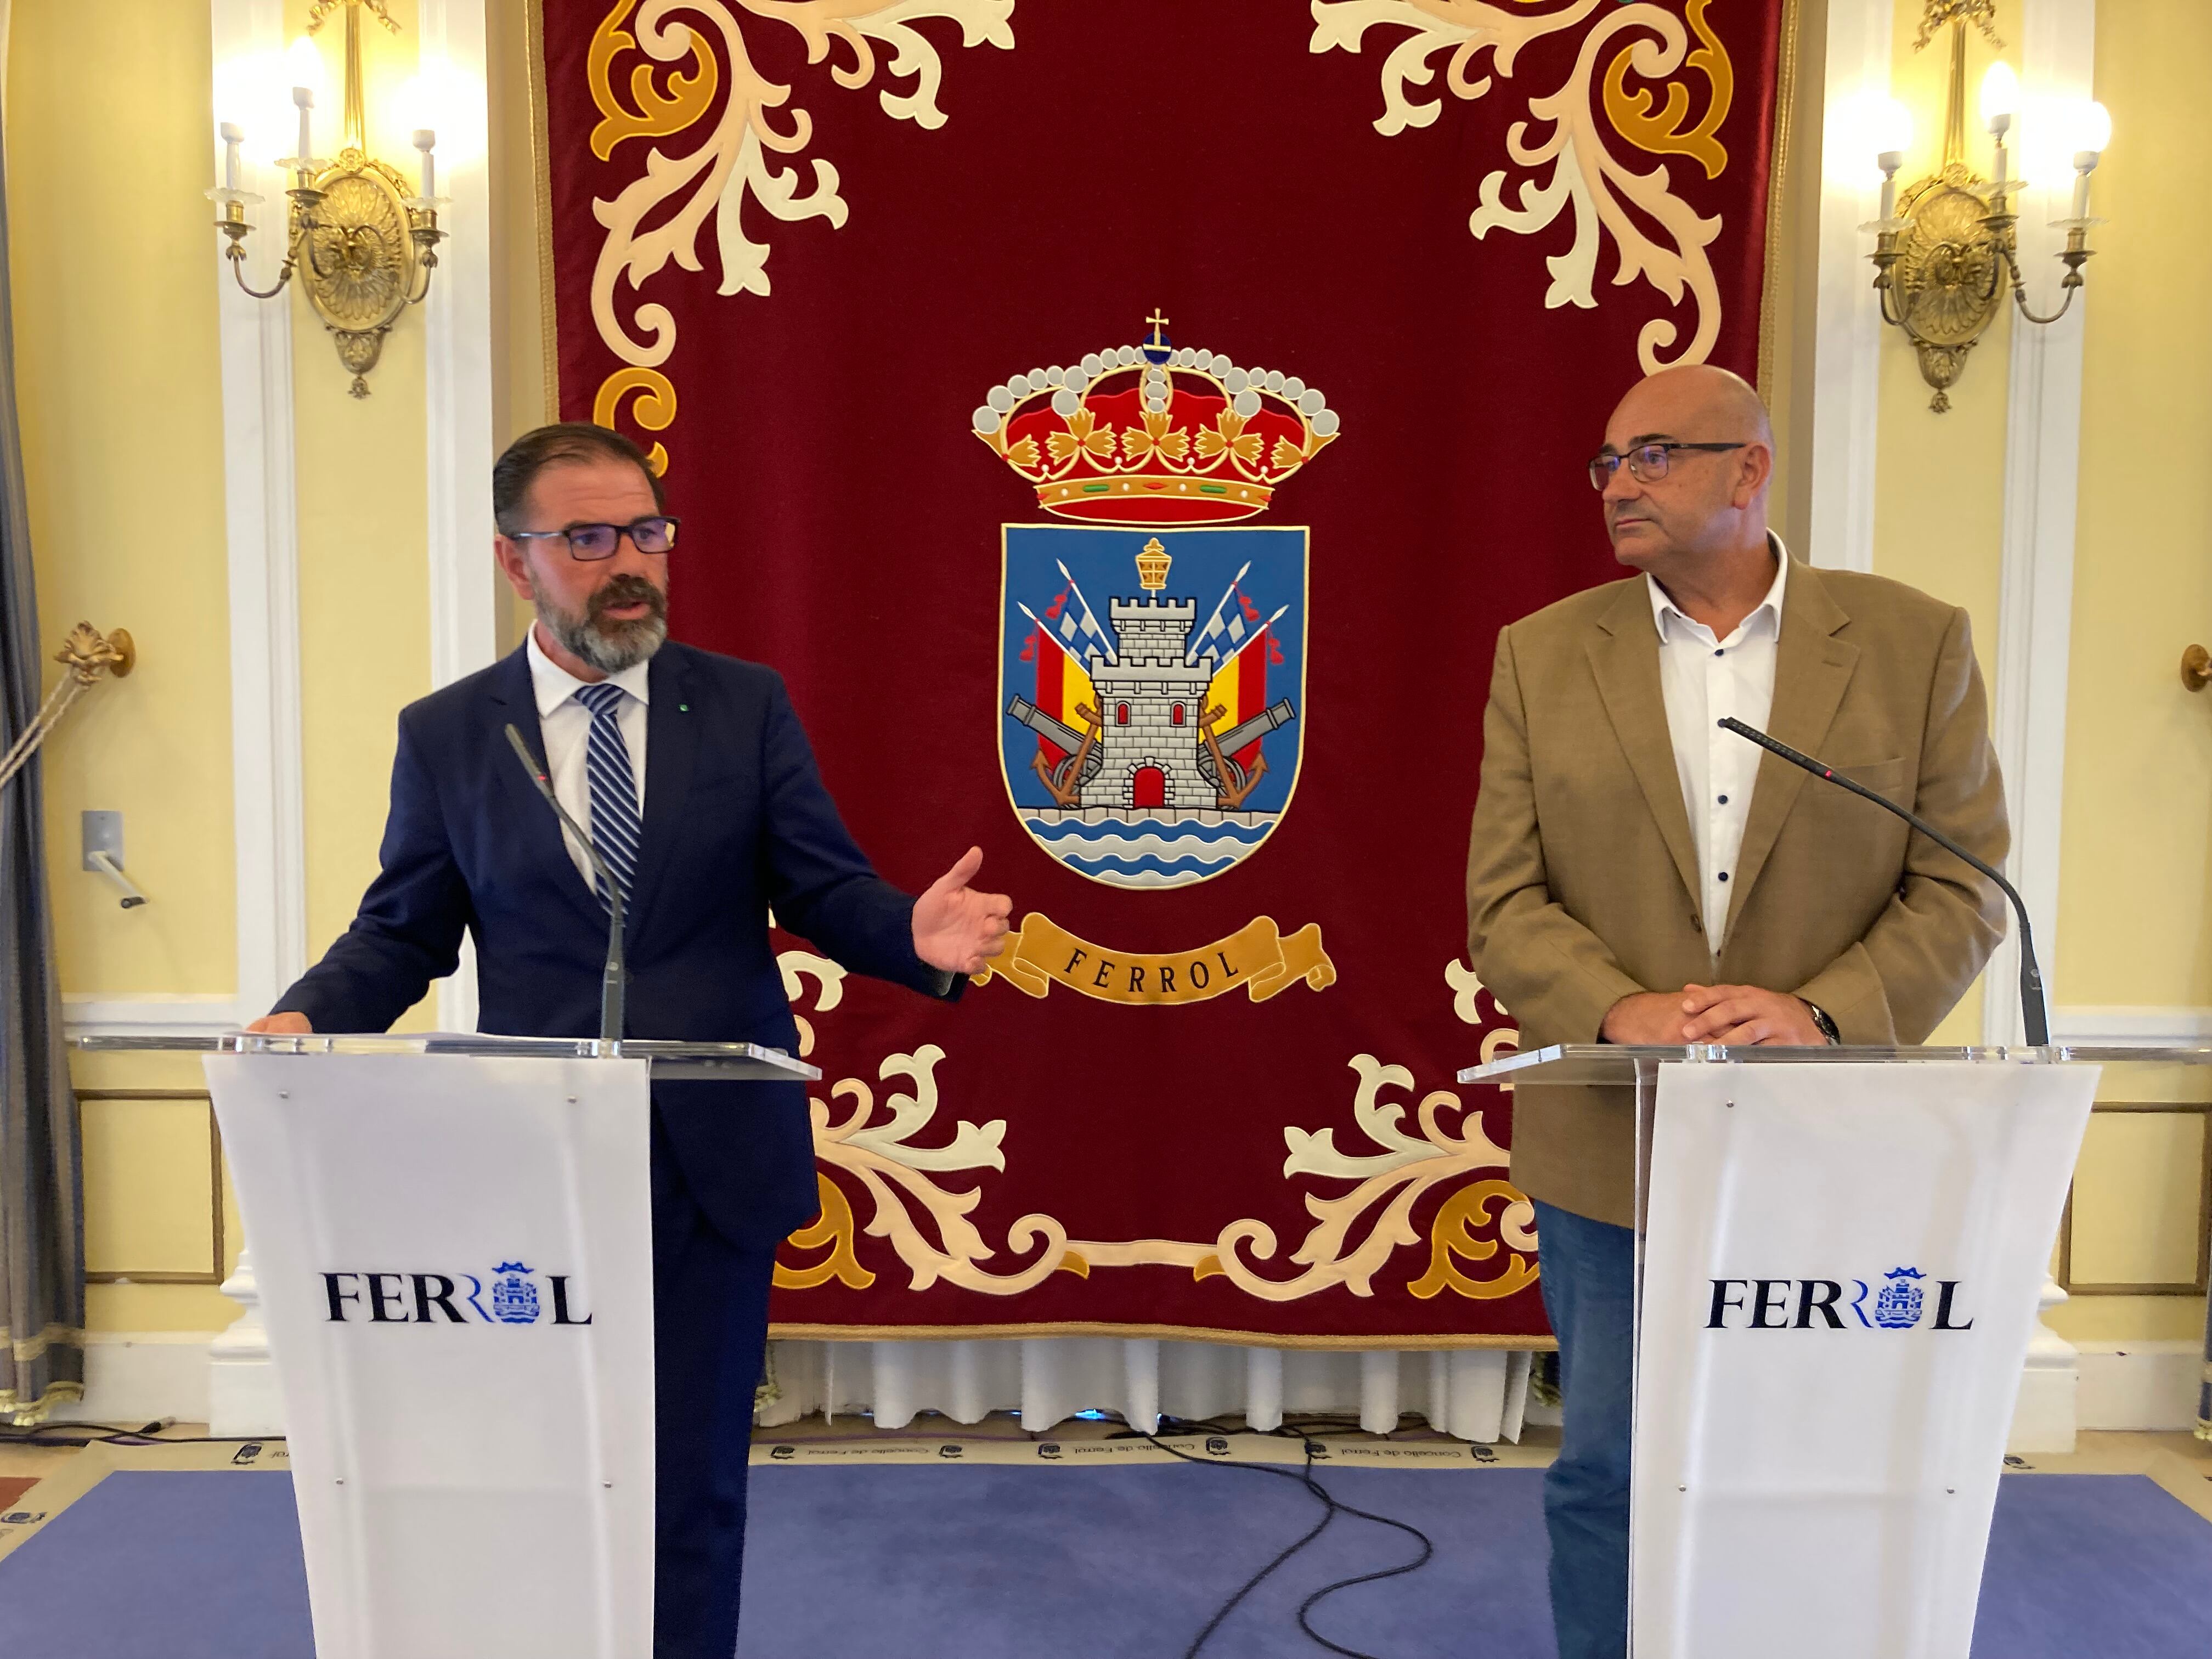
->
[286,0,436,983]
[11,0,236,999]
[2059,0,2212,1012]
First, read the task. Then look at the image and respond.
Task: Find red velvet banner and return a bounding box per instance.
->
[538,0,1788,1343]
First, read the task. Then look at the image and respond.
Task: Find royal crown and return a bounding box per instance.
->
[972,313,1339,525]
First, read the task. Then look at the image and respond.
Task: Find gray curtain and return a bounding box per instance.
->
[0,101,83,1425]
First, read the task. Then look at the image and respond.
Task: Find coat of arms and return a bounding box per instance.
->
[489,1261,541,1325]
[979,314,1335,890]
[1873,1265,1927,1330]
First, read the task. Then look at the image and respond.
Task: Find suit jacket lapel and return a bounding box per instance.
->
[1587,580,1702,912]
[486,645,605,926]
[1724,561,1859,941]
[625,646,698,933]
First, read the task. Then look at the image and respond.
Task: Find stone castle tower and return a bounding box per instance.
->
[1082,539,1216,814]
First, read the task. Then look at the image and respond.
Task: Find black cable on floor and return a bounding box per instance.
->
[1126,1415,1438,1659]
[0,1421,271,1447]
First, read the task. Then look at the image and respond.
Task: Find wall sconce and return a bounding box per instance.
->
[1863,6,2110,411]
[206,0,445,398]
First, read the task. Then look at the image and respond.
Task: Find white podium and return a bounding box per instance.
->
[78,1031,818,1659]
[1460,1042,2211,1659]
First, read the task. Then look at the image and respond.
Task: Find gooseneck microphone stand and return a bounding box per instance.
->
[505,723,628,1045]
[1718,718,2048,1048]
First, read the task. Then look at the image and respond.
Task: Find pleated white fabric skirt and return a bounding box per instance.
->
[758,1339,1538,1442]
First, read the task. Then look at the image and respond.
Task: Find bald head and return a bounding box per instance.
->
[1596,363,1777,594]
[1609,363,1773,454]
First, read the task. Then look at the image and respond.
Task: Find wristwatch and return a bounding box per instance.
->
[1802,1001,1841,1045]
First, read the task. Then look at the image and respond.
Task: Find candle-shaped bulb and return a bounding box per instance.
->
[292,85,314,170]
[1876,152,1903,224]
[2070,153,2098,222]
[285,34,324,167]
[219,121,244,193]
[2068,102,2111,223]
[413,129,437,200]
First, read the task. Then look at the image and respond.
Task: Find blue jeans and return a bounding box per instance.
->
[1534,1199,1635,1659]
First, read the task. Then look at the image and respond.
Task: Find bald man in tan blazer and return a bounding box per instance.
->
[1465,366,2006,1659]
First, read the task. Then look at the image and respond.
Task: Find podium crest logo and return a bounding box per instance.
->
[1872,1266,1927,1330]
[490,1261,541,1325]
[977,313,1335,889]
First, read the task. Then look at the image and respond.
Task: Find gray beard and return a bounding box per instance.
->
[534,580,668,674]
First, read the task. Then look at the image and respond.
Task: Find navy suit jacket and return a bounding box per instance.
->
[275,640,952,1246]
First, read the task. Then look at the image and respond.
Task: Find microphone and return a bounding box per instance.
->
[504,723,627,1045]
[1717,717,2047,1048]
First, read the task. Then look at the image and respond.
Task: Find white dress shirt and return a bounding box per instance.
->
[1647,535,1789,957]
[527,627,651,888]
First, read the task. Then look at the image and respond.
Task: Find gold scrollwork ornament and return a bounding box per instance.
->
[1888,165,2004,413]
[302,152,441,397]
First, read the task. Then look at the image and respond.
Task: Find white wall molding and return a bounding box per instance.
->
[419,0,498,1033]
[2075,1340,2202,1432]
[2009,1277,2078,1454]
[212,0,309,1026]
[2051,1006,2212,1047]
[46,1333,217,1426]
[207,0,306,1441]
[209,1245,284,1435]
[1805,0,1892,573]
[61,994,239,1040]
[1981,0,2095,1046]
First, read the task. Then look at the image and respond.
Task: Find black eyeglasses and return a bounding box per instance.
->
[1587,443,1745,491]
[508,516,680,560]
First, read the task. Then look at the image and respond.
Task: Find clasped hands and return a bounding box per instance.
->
[1602,983,1831,1047]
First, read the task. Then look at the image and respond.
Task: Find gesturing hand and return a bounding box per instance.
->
[1680,984,1829,1046]
[911,846,1013,976]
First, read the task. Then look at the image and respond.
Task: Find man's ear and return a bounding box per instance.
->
[1733,442,1774,508]
[492,535,536,602]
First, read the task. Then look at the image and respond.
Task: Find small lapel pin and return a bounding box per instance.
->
[678,703,690,712]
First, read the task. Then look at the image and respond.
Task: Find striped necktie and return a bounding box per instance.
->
[572,680,640,911]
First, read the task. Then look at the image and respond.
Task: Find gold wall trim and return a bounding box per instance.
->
[1757,0,1806,398]
[2057,1101,2212,1297]
[75,1090,225,1286]
[526,0,561,422]
[770,1321,1555,1352]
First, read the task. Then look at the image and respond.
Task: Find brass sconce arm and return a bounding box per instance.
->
[2001,222,2094,326]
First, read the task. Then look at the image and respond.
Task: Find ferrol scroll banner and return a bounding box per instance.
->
[206,1054,657,1658]
[976,913,1335,1006]
[1633,1061,2098,1658]
[538,2,1791,1343]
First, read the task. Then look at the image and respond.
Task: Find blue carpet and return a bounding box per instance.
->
[0,1471,308,1658]
[2,1466,2209,1656]
[739,1464,1556,1658]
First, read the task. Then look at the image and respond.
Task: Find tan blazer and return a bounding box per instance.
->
[1465,559,2008,1227]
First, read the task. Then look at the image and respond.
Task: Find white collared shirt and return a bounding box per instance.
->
[1647,535,1789,956]
[526,627,651,888]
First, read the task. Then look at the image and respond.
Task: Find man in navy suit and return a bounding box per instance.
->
[247,422,1011,1657]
